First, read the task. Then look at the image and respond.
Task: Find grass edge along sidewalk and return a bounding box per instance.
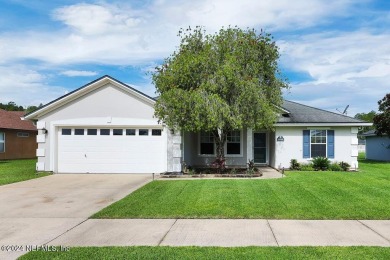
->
[20,246,390,260]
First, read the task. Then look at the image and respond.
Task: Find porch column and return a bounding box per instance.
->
[247,128,253,162]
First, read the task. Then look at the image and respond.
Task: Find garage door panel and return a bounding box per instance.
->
[58,127,167,173]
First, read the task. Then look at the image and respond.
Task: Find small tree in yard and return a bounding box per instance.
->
[153,26,288,162]
[373,93,390,138]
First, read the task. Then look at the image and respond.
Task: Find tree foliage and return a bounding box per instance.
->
[152,26,288,159]
[0,102,43,113]
[373,93,390,137]
[0,101,24,111]
[354,110,376,136]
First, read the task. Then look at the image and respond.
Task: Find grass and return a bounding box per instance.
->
[20,246,390,259]
[93,157,390,219]
[0,159,49,186]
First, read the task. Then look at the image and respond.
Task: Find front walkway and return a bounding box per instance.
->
[48,219,390,247]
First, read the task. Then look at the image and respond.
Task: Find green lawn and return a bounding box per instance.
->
[93,158,390,219]
[0,159,49,186]
[20,246,390,260]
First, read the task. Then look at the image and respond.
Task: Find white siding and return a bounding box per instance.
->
[35,83,175,173]
[274,126,359,169]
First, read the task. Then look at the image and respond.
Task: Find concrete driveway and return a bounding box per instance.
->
[0,174,153,259]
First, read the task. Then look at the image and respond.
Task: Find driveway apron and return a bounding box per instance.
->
[0,174,152,259]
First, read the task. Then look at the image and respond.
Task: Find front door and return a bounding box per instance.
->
[253,132,267,164]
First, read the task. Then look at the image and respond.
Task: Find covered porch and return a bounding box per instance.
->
[181,128,276,169]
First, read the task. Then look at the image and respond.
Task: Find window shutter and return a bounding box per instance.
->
[327,130,335,159]
[303,130,310,158]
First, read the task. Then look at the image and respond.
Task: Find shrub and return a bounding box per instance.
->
[300,163,314,171]
[247,159,255,175]
[312,157,330,171]
[339,161,351,171]
[329,162,342,171]
[211,158,226,174]
[290,159,301,170]
[229,168,237,175]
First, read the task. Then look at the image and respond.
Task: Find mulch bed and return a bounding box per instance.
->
[160,171,263,178]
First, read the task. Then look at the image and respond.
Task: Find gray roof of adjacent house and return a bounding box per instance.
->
[278,100,367,124]
[362,129,388,137]
[362,130,376,136]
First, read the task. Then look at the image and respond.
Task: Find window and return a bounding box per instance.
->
[226,130,241,155]
[0,132,4,152]
[87,129,97,135]
[17,132,29,137]
[310,130,326,157]
[200,132,214,155]
[113,129,123,136]
[303,130,334,159]
[139,129,149,136]
[62,129,71,135]
[126,129,136,136]
[152,129,162,136]
[74,129,84,135]
[100,129,110,135]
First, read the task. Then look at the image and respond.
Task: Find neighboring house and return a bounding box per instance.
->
[24,75,371,174]
[0,109,37,160]
[362,130,390,161]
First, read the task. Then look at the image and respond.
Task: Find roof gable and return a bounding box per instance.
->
[0,109,37,131]
[24,75,155,120]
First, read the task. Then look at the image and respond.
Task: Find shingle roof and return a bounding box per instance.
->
[278,100,366,124]
[362,129,376,136]
[0,109,37,131]
[362,129,387,137]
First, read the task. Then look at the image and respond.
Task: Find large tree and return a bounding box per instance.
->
[373,93,390,137]
[153,27,288,161]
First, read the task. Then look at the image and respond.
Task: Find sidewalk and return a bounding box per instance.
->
[48,219,390,247]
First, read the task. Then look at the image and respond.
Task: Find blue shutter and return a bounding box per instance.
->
[303,130,310,158]
[327,130,335,159]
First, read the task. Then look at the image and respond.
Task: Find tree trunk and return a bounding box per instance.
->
[214,130,226,160]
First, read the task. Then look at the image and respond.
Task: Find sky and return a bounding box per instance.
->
[0,0,389,116]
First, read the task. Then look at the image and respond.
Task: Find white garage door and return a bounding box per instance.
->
[57,127,167,173]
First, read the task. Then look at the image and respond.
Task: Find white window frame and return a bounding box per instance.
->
[62,128,72,135]
[138,129,149,136]
[198,130,243,157]
[126,129,136,136]
[0,132,4,153]
[310,129,327,158]
[225,130,243,157]
[198,131,215,156]
[99,129,111,136]
[151,129,162,136]
[17,132,29,137]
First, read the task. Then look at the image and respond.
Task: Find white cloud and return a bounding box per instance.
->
[0,1,356,66]
[1,0,387,115]
[280,31,390,114]
[0,66,67,106]
[52,3,142,36]
[279,31,390,84]
[60,70,98,77]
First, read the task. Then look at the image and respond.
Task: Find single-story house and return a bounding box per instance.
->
[24,75,371,173]
[0,109,38,160]
[362,130,390,161]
